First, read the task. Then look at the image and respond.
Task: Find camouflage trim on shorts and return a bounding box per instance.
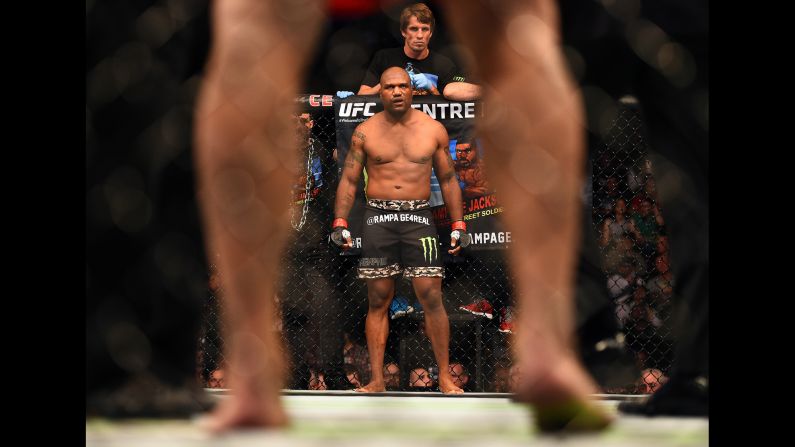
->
[357,263,402,279]
[403,266,444,278]
[367,199,430,211]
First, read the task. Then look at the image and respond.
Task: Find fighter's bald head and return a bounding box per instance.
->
[379,66,413,115]
[380,67,410,87]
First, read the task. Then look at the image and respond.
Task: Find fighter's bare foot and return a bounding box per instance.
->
[513,357,613,433]
[438,377,464,394]
[532,399,612,433]
[354,381,386,393]
[199,396,288,434]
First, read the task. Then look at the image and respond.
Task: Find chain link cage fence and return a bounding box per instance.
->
[198,96,674,394]
[86,0,679,403]
[591,97,675,394]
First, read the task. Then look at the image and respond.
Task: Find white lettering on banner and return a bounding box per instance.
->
[339,102,377,118]
[339,103,352,117]
[407,103,475,120]
[340,101,477,120]
[464,102,475,118]
[436,103,449,119]
[421,103,436,119]
[450,103,463,119]
[470,232,512,245]
[422,103,447,119]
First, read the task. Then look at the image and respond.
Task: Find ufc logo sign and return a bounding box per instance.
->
[338,102,376,117]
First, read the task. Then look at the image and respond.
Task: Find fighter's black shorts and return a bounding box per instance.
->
[357,199,444,279]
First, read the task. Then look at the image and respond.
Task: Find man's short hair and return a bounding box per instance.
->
[400,3,435,31]
[456,134,478,147]
[450,362,468,376]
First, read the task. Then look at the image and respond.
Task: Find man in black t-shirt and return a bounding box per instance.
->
[356,3,480,101]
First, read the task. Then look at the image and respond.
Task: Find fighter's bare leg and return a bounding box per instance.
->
[411,277,463,394]
[441,0,610,431]
[194,0,325,432]
[355,277,395,392]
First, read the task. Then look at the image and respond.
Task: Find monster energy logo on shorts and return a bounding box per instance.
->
[419,236,438,262]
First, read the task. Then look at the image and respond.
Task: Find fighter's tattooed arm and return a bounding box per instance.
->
[345,129,367,168]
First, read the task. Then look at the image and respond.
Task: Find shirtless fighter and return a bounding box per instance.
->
[331,66,467,395]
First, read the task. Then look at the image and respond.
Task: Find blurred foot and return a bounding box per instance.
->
[200,392,288,433]
[534,399,613,432]
[513,356,613,433]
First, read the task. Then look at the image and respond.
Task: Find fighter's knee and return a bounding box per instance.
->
[418,289,444,312]
[412,281,432,297]
[367,289,393,310]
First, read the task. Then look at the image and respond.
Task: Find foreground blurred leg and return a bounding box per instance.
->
[194,0,326,432]
[441,0,610,432]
